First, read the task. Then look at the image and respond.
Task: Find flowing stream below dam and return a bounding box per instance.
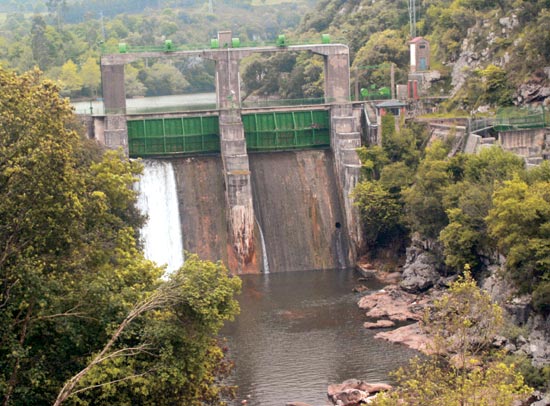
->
[222,269,417,406]
[136,157,417,405]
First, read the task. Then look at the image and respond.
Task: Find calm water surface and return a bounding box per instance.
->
[222,269,418,406]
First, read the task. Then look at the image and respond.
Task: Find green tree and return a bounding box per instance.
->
[478,64,514,106]
[143,62,189,96]
[352,30,408,90]
[30,15,51,70]
[356,145,389,181]
[403,141,451,239]
[46,0,67,29]
[80,55,101,97]
[59,59,83,95]
[381,118,422,166]
[125,64,147,98]
[440,148,524,273]
[0,66,240,406]
[486,175,550,298]
[352,181,402,247]
[54,255,241,406]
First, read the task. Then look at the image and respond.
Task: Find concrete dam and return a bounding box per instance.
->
[95,31,364,273]
[143,150,352,273]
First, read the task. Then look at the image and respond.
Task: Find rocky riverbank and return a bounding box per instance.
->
[355,235,550,366]
[341,234,550,406]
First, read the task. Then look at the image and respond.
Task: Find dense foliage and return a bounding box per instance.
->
[354,116,550,314]
[373,272,532,406]
[0,66,241,405]
[299,0,550,108]
[0,1,312,98]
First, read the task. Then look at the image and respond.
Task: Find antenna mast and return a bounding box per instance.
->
[409,0,416,38]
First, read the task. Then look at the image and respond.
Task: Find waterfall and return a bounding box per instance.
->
[256,217,270,274]
[334,227,346,270]
[136,159,184,274]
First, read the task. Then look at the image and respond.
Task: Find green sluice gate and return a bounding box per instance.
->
[127,116,220,157]
[127,110,331,156]
[242,110,330,151]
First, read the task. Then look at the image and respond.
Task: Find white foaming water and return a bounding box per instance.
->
[256,217,270,274]
[136,160,184,274]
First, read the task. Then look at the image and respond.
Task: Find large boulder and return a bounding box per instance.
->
[358,285,423,322]
[400,252,441,293]
[328,380,392,405]
[375,323,434,354]
[399,234,442,293]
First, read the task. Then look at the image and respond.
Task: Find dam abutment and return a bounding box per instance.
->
[330,104,364,261]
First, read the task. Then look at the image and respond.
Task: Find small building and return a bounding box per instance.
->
[376,100,407,118]
[409,37,430,73]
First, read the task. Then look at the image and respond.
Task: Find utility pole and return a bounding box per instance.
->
[100,11,106,41]
[354,68,359,101]
[208,0,213,13]
[409,0,416,38]
[390,63,395,99]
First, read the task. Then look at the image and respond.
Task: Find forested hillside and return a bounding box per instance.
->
[298,0,550,110]
[0,0,313,98]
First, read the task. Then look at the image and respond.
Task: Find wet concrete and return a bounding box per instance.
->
[249,150,351,272]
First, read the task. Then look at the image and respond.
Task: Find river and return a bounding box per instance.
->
[222,269,417,406]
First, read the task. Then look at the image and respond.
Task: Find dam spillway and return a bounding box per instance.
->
[249,150,351,272]
[136,160,184,273]
[170,155,261,273]
[137,150,352,274]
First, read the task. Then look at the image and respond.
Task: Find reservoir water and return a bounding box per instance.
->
[222,269,418,406]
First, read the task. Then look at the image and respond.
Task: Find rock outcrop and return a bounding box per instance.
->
[327,379,392,405]
[516,69,550,104]
[363,320,395,329]
[374,323,433,354]
[358,285,425,322]
[399,234,443,293]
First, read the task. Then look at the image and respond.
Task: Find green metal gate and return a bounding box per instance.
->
[127,110,331,157]
[242,110,330,151]
[127,116,220,157]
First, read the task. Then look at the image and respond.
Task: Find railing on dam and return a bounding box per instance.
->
[494,106,547,132]
[127,110,330,157]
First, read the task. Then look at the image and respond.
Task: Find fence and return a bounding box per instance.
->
[494,106,547,132]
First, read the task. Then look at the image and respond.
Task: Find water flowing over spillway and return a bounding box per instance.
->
[136,159,184,273]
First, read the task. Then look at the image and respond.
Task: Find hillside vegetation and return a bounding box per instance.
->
[0,0,314,98]
[298,0,550,109]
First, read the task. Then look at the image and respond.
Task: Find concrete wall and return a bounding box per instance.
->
[498,128,546,158]
[218,110,255,271]
[330,104,363,259]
